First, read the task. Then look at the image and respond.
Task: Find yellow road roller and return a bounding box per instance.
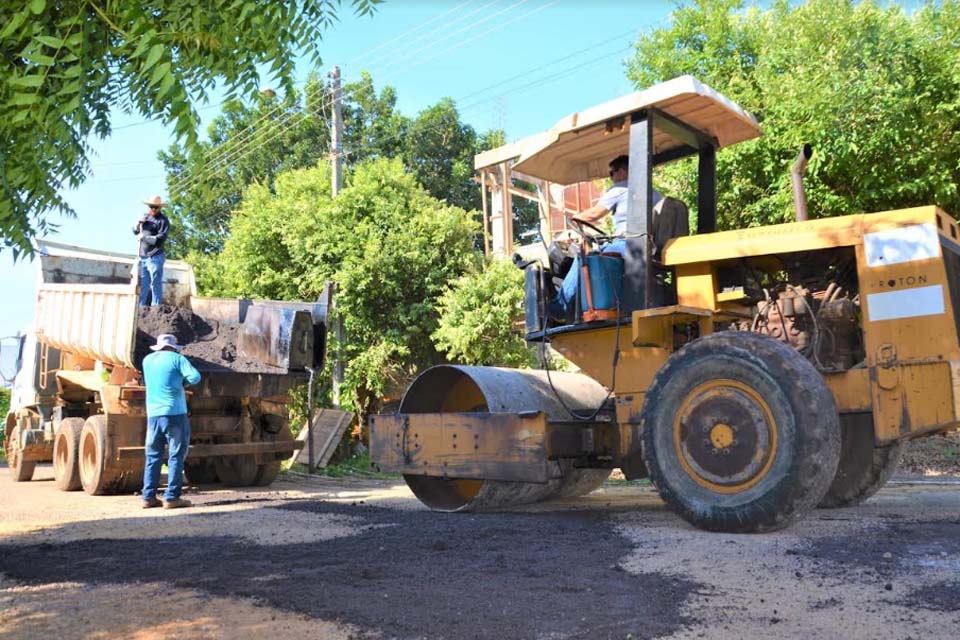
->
[369,76,960,532]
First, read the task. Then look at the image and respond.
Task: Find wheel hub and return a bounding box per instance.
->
[674,379,778,493]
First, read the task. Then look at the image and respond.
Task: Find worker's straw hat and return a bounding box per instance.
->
[150,334,183,352]
[143,196,166,208]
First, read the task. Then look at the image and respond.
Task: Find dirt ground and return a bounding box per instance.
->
[1,465,959,640]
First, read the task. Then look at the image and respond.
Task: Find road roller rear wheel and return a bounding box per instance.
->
[398,365,612,512]
[53,418,85,491]
[819,413,904,508]
[641,332,841,533]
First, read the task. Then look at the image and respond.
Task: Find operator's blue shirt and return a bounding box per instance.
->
[142,350,201,418]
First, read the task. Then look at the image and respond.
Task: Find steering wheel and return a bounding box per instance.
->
[570,218,613,245]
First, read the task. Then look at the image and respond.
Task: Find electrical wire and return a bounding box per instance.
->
[175,1,639,191]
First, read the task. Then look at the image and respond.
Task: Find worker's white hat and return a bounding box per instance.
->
[143,196,167,208]
[150,334,183,352]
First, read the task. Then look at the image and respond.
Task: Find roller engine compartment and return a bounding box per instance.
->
[714,248,864,372]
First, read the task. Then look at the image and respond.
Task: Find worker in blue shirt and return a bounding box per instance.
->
[141,334,201,509]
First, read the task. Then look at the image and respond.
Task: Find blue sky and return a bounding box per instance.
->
[1,0,679,347]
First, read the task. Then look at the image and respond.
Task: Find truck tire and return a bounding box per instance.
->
[118,471,144,494]
[214,455,259,486]
[252,461,281,486]
[79,415,127,495]
[641,331,841,533]
[184,459,219,484]
[252,424,294,487]
[6,424,36,482]
[819,413,904,508]
[53,418,85,491]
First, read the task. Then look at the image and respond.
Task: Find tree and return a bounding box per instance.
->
[0,0,378,258]
[626,0,960,229]
[403,98,482,213]
[162,71,407,255]
[161,78,331,255]
[433,258,537,368]
[0,386,9,455]
[203,158,480,416]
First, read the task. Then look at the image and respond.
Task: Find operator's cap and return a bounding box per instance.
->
[150,334,183,352]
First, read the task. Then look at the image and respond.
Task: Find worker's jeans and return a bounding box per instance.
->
[549,238,627,318]
[142,414,191,502]
[139,251,165,306]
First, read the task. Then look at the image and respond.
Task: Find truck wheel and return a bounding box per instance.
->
[252,424,294,487]
[214,455,259,486]
[6,424,36,482]
[118,471,144,494]
[79,415,126,495]
[53,418,85,491]
[641,331,841,533]
[252,461,281,486]
[819,413,904,508]
[184,459,219,484]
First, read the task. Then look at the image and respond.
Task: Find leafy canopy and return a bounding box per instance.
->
[201,158,480,415]
[627,0,960,228]
[0,0,378,258]
[162,72,493,255]
[433,258,537,368]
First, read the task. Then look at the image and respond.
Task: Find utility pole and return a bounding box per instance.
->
[330,66,343,196]
[329,66,345,407]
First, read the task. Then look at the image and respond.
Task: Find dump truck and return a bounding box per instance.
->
[5,240,323,494]
[369,75,960,532]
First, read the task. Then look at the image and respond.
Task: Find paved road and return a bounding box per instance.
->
[0,464,958,639]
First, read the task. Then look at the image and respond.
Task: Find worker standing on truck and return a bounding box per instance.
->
[134,196,170,306]
[549,155,662,320]
[141,334,201,509]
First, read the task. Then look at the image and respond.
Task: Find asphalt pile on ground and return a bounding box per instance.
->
[134,305,277,373]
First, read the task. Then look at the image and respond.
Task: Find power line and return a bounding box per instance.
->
[173,2,531,192]
[348,0,495,71]
[171,8,665,196]
[173,0,510,179]
[107,1,487,137]
[352,0,529,79]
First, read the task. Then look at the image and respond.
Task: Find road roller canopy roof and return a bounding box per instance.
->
[474,75,761,185]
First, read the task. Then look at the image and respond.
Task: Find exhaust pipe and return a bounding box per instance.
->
[791,144,813,221]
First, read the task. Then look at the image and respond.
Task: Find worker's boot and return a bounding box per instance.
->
[141,497,162,509]
[162,498,193,509]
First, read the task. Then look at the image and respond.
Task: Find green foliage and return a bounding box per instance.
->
[403,98,483,213]
[162,71,406,255]
[626,0,960,228]
[161,77,332,256]
[0,386,9,455]
[433,258,537,368]
[0,0,379,258]
[201,157,480,416]
[287,451,400,478]
[163,72,498,256]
